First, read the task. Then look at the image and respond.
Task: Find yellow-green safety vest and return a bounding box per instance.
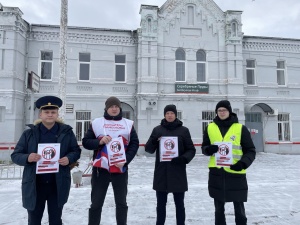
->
[207,122,246,174]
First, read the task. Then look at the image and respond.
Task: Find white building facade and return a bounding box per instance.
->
[0,0,299,153]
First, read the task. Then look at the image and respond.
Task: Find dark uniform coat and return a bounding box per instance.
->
[11,121,81,210]
[202,113,256,202]
[145,118,196,193]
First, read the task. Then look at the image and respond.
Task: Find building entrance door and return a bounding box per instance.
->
[245,113,263,152]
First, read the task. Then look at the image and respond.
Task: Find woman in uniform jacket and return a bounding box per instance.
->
[202,100,256,225]
[145,104,196,225]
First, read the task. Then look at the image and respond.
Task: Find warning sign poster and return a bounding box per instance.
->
[214,142,233,167]
[36,143,60,174]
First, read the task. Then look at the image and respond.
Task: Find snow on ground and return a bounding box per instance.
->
[0,152,300,225]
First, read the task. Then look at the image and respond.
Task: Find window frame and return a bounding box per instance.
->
[231,21,238,37]
[277,113,290,142]
[40,50,53,81]
[202,111,215,134]
[78,52,91,82]
[175,48,186,82]
[177,110,183,121]
[277,60,286,86]
[246,59,256,85]
[75,111,91,142]
[115,54,127,83]
[187,5,195,26]
[196,49,207,83]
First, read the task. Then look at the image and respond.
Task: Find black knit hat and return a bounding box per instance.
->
[105,96,121,110]
[215,100,232,114]
[164,104,177,117]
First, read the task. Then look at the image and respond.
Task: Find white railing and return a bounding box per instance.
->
[0,143,24,180]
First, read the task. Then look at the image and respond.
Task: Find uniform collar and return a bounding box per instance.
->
[40,122,59,135]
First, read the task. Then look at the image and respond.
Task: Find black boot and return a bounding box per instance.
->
[116,205,128,225]
[88,208,101,225]
[176,206,185,225]
[156,206,166,225]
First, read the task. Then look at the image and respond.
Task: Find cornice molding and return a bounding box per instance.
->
[29,31,137,45]
[243,41,300,53]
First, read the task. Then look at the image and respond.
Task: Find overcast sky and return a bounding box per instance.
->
[1,0,300,39]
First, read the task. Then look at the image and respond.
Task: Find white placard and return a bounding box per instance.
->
[214,142,233,167]
[106,137,127,166]
[159,136,178,162]
[36,143,60,174]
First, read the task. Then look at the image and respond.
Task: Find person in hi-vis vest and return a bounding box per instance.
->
[82,96,139,225]
[202,100,256,225]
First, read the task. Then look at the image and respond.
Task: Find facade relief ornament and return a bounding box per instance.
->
[30,31,137,45]
[159,0,224,35]
[243,41,300,53]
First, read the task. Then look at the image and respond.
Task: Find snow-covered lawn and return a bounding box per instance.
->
[0,152,299,224]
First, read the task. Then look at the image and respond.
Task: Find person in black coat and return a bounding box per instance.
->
[11,96,81,225]
[202,100,256,225]
[145,104,196,225]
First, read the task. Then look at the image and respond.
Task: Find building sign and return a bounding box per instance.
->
[27,71,40,92]
[175,84,209,93]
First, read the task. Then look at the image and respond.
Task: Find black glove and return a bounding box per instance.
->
[230,161,245,171]
[171,156,187,165]
[206,145,219,155]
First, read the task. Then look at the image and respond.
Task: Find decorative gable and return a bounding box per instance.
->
[158,0,225,35]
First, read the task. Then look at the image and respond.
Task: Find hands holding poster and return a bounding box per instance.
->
[159,136,178,162]
[106,137,127,166]
[36,143,60,174]
[214,142,233,167]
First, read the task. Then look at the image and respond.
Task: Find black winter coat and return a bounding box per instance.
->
[202,113,256,202]
[145,118,196,193]
[11,121,81,210]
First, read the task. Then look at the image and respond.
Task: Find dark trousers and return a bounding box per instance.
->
[156,191,185,225]
[88,168,128,225]
[27,183,63,225]
[214,199,247,225]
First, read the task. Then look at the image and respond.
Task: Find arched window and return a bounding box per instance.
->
[187,5,194,26]
[176,48,186,81]
[196,50,206,82]
[147,18,152,33]
[231,22,237,37]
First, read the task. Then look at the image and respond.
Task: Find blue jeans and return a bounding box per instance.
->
[156,191,185,225]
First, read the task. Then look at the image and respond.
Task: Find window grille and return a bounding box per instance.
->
[202,111,215,133]
[177,111,183,120]
[75,111,91,141]
[66,104,74,113]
